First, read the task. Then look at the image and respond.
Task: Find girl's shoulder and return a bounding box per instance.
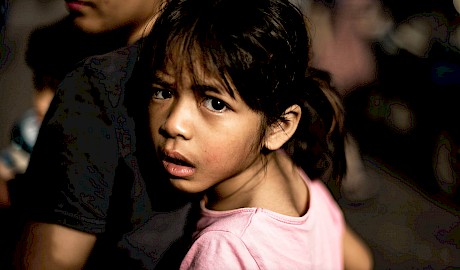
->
[301,171,345,228]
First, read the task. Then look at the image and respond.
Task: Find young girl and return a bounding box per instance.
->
[132,0,373,268]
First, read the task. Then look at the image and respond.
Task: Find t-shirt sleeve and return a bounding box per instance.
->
[13,58,119,234]
[180,231,259,270]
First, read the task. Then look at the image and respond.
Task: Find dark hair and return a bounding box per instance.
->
[132,0,346,181]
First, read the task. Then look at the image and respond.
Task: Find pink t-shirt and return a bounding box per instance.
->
[180,170,345,270]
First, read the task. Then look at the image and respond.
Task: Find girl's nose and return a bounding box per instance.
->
[161,100,193,140]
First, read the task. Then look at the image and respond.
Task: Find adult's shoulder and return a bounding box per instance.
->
[57,43,141,107]
[81,43,140,78]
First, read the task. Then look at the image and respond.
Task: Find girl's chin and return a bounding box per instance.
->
[169,179,206,194]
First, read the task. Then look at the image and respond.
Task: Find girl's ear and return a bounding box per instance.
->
[264,105,301,151]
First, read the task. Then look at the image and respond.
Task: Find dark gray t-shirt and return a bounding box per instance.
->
[15,43,197,269]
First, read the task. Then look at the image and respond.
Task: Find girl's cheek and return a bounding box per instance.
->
[202,145,229,163]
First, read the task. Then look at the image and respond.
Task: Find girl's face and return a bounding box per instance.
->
[148,63,267,196]
[64,0,162,42]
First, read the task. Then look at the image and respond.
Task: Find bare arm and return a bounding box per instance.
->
[343,225,374,270]
[15,222,97,270]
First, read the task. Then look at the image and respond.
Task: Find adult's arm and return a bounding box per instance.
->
[343,225,374,270]
[15,222,96,270]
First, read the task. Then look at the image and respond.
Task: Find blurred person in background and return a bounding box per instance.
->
[0,59,56,205]
[0,15,125,268]
[381,1,460,201]
[0,14,126,206]
[306,0,393,96]
[328,0,460,204]
[11,0,199,269]
[294,0,394,202]
[0,24,59,266]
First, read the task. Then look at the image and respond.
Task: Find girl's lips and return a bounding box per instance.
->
[162,159,195,178]
[162,151,195,178]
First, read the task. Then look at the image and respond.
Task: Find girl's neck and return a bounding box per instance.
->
[205,151,309,217]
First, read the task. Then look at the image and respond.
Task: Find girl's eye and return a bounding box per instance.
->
[203,97,227,112]
[152,88,172,100]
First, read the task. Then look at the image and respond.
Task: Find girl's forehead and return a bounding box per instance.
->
[154,62,240,100]
[163,41,221,74]
[159,60,214,83]
[160,59,231,87]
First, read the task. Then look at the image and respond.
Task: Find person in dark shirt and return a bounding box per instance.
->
[0,15,124,205]
[12,0,198,269]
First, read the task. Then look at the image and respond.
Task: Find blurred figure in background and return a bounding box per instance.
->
[0,15,124,268]
[308,0,393,96]
[0,19,63,267]
[0,16,124,206]
[380,2,460,200]
[0,58,56,206]
[330,0,460,204]
[294,0,394,202]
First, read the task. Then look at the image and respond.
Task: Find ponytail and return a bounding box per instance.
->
[284,68,346,183]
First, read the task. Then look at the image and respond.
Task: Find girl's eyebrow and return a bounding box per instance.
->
[152,71,235,98]
[192,80,235,99]
[192,84,223,95]
[151,73,174,88]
